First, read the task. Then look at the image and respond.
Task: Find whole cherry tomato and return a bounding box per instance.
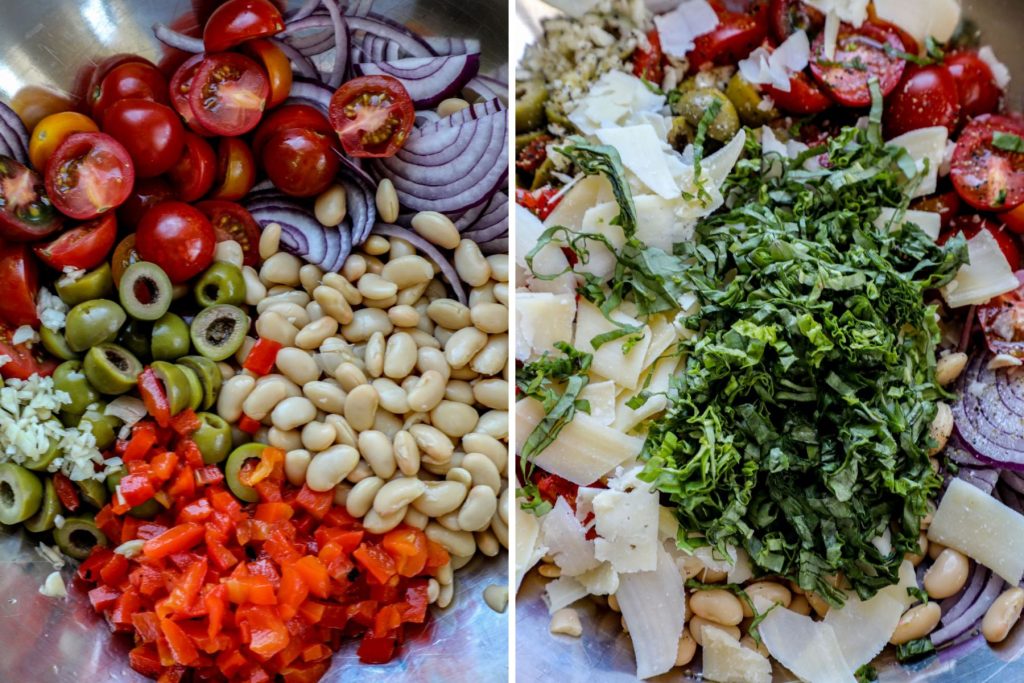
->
[252,103,333,159]
[135,201,216,283]
[769,0,824,42]
[203,0,284,53]
[329,76,415,158]
[90,61,168,122]
[28,111,98,172]
[262,128,339,197]
[208,137,256,201]
[118,177,174,229]
[945,50,1004,119]
[764,70,832,115]
[45,132,134,220]
[0,243,40,327]
[167,133,217,202]
[101,99,185,178]
[911,191,962,231]
[884,65,961,138]
[33,212,116,271]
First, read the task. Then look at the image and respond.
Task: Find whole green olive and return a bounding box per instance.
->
[55,263,114,307]
[52,360,100,414]
[78,408,120,450]
[194,262,246,308]
[193,412,232,464]
[151,312,191,361]
[0,463,42,524]
[39,327,79,361]
[65,299,126,352]
[726,73,780,126]
[673,87,741,143]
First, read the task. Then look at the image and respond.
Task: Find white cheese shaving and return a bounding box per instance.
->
[544,575,588,613]
[874,208,942,241]
[542,497,601,576]
[543,174,615,234]
[887,126,948,198]
[542,0,603,17]
[614,356,677,432]
[516,504,547,591]
[759,608,858,683]
[515,292,577,361]
[567,70,665,135]
[941,229,1020,308]
[595,125,680,199]
[738,31,810,92]
[632,194,694,252]
[575,201,626,281]
[979,46,1011,90]
[805,0,869,25]
[726,547,754,584]
[578,561,620,595]
[617,544,686,679]
[823,10,840,60]
[872,0,961,44]
[928,477,1024,585]
[653,0,719,58]
[574,300,652,390]
[579,380,617,426]
[60,266,85,282]
[703,626,772,683]
[592,481,660,573]
[39,571,67,599]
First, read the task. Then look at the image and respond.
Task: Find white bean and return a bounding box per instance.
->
[284,449,312,487]
[983,587,1024,643]
[411,211,460,249]
[476,529,500,557]
[271,396,317,431]
[314,184,347,226]
[431,400,479,438]
[373,477,427,515]
[295,316,338,350]
[411,481,467,517]
[393,430,421,476]
[458,485,498,532]
[267,427,302,451]
[363,506,406,534]
[462,433,507,474]
[375,178,399,223]
[427,299,471,330]
[473,379,508,410]
[217,374,256,423]
[409,424,454,465]
[259,223,281,260]
[454,239,491,287]
[260,252,302,286]
[407,370,447,412]
[265,301,310,328]
[364,331,385,378]
[299,264,323,295]
[372,378,409,414]
[341,308,393,342]
[214,239,243,267]
[388,304,419,328]
[346,476,384,518]
[334,361,368,391]
[474,410,508,440]
[470,302,508,334]
[313,285,353,325]
[549,608,582,637]
[345,384,379,431]
[445,327,488,369]
[444,380,475,405]
[301,421,336,452]
[358,273,399,300]
[436,98,469,118]
[470,335,508,376]
[425,522,476,557]
[383,332,418,379]
[275,347,320,385]
[326,414,357,447]
[256,311,299,346]
[305,445,360,491]
[243,266,267,306]
[357,429,397,479]
[485,254,508,282]
[417,347,451,381]
[243,379,288,421]
[303,380,347,413]
[380,255,433,289]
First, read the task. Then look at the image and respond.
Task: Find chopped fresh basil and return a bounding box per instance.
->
[895,637,936,663]
[993,131,1024,153]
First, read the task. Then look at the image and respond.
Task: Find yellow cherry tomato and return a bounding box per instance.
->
[29,111,98,172]
[11,85,74,132]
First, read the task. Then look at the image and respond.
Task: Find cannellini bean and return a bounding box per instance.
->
[217,374,256,423]
[470,302,508,334]
[983,587,1024,643]
[342,308,393,342]
[474,410,508,440]
[314,184,347,226]
[411,481,467,517]
[454,239,491,287]
[688,617,740,646]
[358,272,399,300]
[417,347,451,381]
[789,594,812,616]
[431,400,479,438]
[388,237,416,259]
[381,255,434,289]
[740,582,792,617]
[485,254,508,282]
[243,266,267,306]
[384,332,418,379]
[936,352,968,386]
[396,281,430,307]
[372,410,403,439]
[375,179,399,223]
[890,602,942,644]
[924,548,970,599]
[301,421,335,452]
[689,589,744,626]
[313,285,354,325]
[295,316,338,350]
[929,402,953,455]
[498,487,510,526]
[407,370,447,412]
[364,331,385,378]
[357,429,397,479]
[462,433,507,474]
[450,365,479,381]
[549,608,583,637]
[258,290,311,312]
[305,444,360,492]
[275,347,319,385]
[346,476,384,518]
[259,223,281,260]
[427,299,471,330]
[482,583,507,612]
[364,506,407,534]
[345,384,379,431]
[256,311,299,346]
[446,467,472,488]
[425,522,476,557]
[409,424,454,465]
[493,282,509,306]
[444,380,475,405]
[267,427,302,451]
[473,379,508,410]
[437,581,454,609]
[261,252,302,286]
[284,449,312,487]
[469,283,495,307]
[373,378,410,414]
[326,414,357,447]
[445,327,488,369]
[388,304,419,327]
[437,98,469,118]
[341,255,366,282]
[373,477,427,515]
[347,460,373,483]
[271,396,317,431]
[675,628,697,666]
[907,532,929,566]
[404,506,429,530]
[475,529,500,557]
[299,264,323,294]
[334,361,369,391]
[411,211,460,249]
[214,239,243,267]
[303,380,347,413]
[393,430,421,476]
[364,235,390,256]
[333,483,351,506]
[741,635,769,657]
[807,592,830,617]
[470,335,508,376]
[458,485,498,532]
[243,379,289,420]
[256,373,301,399]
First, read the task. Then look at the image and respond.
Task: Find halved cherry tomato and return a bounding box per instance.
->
[167,133,217,203]
[515,186,562,221]
[136,201,216,283]
[940,214,1022,270]
[203,0,284,53]
[111,234,140,286]
[243,38,293,109]
[169,54,215,137]
[764,70,832,115]
[45,132,135,220]
[33,212,116,270]
[977,274,1024,357]
[0,155,63,241]
[91,61,169,122]
[0,244,39,327]
[951,114,1024,211]
[12,85,77,133]
[101,99,185,178]
[29,111,98,173]
[189,53,269,136]
[252,103,333,159]
[118,177,174,229]
[328,75,415,158]
[195,200,261,267]
[869,18,920,57]
[809,22,906,107]
[884,65,961,138]
[911,190,961,231]
[208,137,256,201]
[945,50,1003,120]
[262,127,339,197]
[688,0,769,71]
[632,30,663,84]
[0,322,55,380]
[769,0,824,42]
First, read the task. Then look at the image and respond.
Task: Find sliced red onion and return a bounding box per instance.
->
[287,0,321,22]
[270,38,319,80]
[945,433,989,467]
[1001,470,1024,494]
[281,16,335,53]
[0,101,29,165]
[425,37,482,56]
[336,152,376,188]
[346,16,434,58]
[373,224,467,304]
[460,191,507,232]
[452,197,490,230]
[415,99,505,136]
[931,570,1005,645]
[478,237,508,255]
[952,467,1001,494]
[320,0,349,87]
[952,353,1024,470]
[371,110,508,213]
[288,78,334,115]
[346,0,374,17]
[248,204,352,273]
[941,564,985,624]
[340,176,376,245]
[152,22,204,52]
[355,53,480,108]
[462,76,502,103]
[415,110,442,127]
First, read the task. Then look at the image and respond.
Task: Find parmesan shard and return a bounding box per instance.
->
[515,504,547,591]
[574,299,652,390]
[804,0,869,25]
[579,380,618,426]
[874,207,942,241]
[759,608,858,683]
[887,126,948,198]
[578,561,620,595]
[738,30,810,92]
[544,575,588,613]
[567,71,665,134]
[516,398,643,485]
[979,46,1011,90]
[543,175,615,234]
[595,125,680,200]
[653,0,719,58]
[928,477,1024,585]
[702,626,772,683]
[617,544,686,679]
[541,497,600,576]
[633,194,695,252]
[576,201,626,281]
[592,482,660,573]
[873,0,961,44]
[515,292,576,360]
[940,229,1020,308]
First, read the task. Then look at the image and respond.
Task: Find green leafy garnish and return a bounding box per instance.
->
[855,664,878,683]
[895,637,936,663]
[557,137,636,237]
[993,131,1024,153]
[692,99,723,207]
[907,586,929,604]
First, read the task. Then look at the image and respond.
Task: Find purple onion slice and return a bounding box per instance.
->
[0,101,29,165]
[354,53,481,108]
[373,224,466,304]
[153,22,204,52]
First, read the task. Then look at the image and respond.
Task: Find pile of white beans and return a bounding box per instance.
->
[214,181,510,612]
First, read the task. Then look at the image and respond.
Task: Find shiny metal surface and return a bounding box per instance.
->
[0,1,508,681]
[514,0,1024,681]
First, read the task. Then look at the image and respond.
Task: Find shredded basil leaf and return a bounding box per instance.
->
[895,637,936,663]
[907,586,929,604]
[993,131,1024,153]
[855,663,879,683]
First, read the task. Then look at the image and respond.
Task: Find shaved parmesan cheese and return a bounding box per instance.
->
[517,204,576,295]
[516,398,643,485]
[568,71,665,134]
[596,125,679,199]
[542,0,602,17]
[738,30,810,92]
[703,626,772,683]
[928,477,1024,585]
[542,498,601,576]
[805,0,869,26]
[592,483,660,573]
[887,126,948,198]
[681,129,747,190]
[727,548,754,584]
[516,292,576,360]
[823,10,840,60]
[516,505,547,590]
[576,201,626,280]
[614,356,676,432]
[543,175,614,233]
[759,608,857,683]
[617,544,686,679]
[654,0,719,58]
[574,300,652,390]
[633,194,694,252]
[873,0,961,44]
[941,229,1020,308]
[875,208,942,241]
[640,315,678,371]
[544,575,588,613]
[578,561,620,595]
[579,381,618,426]
[979,46,1011,90]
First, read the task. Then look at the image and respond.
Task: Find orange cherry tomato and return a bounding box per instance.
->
[11,86,76,133]
[208,136,256,201]
[29,111,98,173]
[111,233,141,286]
[243,38,293,109]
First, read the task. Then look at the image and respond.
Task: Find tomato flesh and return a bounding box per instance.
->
[911,191,962,231]
[34,212,116,271]
[810,22,906,107]
[0,322,55,380]
[101,99,185,178]
[45,132,134,220]
[0,244,40,328]
[951,115,1024,212]
[243,38,293,109]
[328,75,416,158]
[203,0,284,53]
[136,201,216,283]
[632,30,664,84]
[262,128,339,198]
[208,137,256,201]
[945,50,1003,119]
[764,70,832,115]
[189,53,269,137]
[0,155,62,241]
[196,200,261,267]
[167,133,217,203]
[769,0,825,41]
[688,0,769,70]
[884,65,961,138]
[169,54,215,137]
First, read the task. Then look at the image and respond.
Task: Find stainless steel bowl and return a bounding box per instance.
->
[514,0,1024,680]
[0,2,507,681]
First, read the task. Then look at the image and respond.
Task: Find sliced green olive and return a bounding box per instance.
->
[194,262,246,308]
[53,516,107,560]
[117,318,153,362]
[52,360,100,415]
[83,343,143,395]
[726,73,780,126]
[119,261,173,321]
[23,438,59,471]
[151,312,191,361]
[65,299,126,352]
[673,87,740,143]
[530,158,555,191]
[668,116,695,152]
[190,305,248,362]
[515,79,547,133]
[55,263,114,306]
[515,130,548,152]
[225,443,267,503]
[178,364,204,411]
[151,361,190,416]
[76,477,107,509]
[40,326,79,361]
[543,100,573,130]
[194,412,232,464]
[178,356,221,410]
[0,463,43,524]
[24,476,60,533]
[78,408,119,450]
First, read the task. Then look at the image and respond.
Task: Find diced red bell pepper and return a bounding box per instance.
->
[280,661,330,683]
[166,466,196,499]
[205,584,228,639]
[123,422,159,462]
[52,472,80,512]
[176,438,205,468]
[78,546,115,582]
[292,555,330,599]
[143,523,205,559]
[297,600,325,624]
[238,413,262,434]
[254,501,293,523]
[132,611,162,643]
[178,498,213,524]
[372,604,403,639]
[401,581,429,624]
[216,649,248,677]
[357,635,396,664]
[160,617,199,666]
[242,606,290,658]
[354,543,397,584]
[88,585,121,612]
[195,465,224,487]
[207,538,239,572]
[383,527,428,578]
[119,473,157,507]
[158,558,207,619]
[425,540,450,571]
[170,408,201,437]
[226,574,278,605]
[99,552,130,586]
[277,564,308,620]
[150,451,179,483]
[243,338,282,376]
[294,484,333,520]
[139,367,172,428]
[110,588,143,630]
[129,644,164,678]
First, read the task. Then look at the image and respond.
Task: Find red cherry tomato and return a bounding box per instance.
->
[208,137,256,201]
[90,61,169,122]
[135,201,216,283]
[118,177,174,229]
[632,30,664,84]
[884,65,961,138]
[203,0,284,53]
[101,99,185,178]
[951,114,1024,212]
[169,54,215,136]
[167,133,217,203]
[1001,203,1024,235]
[78,54,154,113]
[809,22,906,107]
[0,244,39,328]
[940,214,1021,270]
[764,70,832,115]
[33,213,116,271]
[869,19,920,57]
[45,132,134,220]
[261,128,340,198]
[515,186,563,221]
[252,103,333,159]
[688,0,769,71]
[196,200,261,267]
[0,155,63,241]
[945,50,1003,120]
[977,277,1024,357]
[911,191,962,231]
[189,53,270,136]
[769,0,825,42]
[328,75,416,158]
[0,322,56,380]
